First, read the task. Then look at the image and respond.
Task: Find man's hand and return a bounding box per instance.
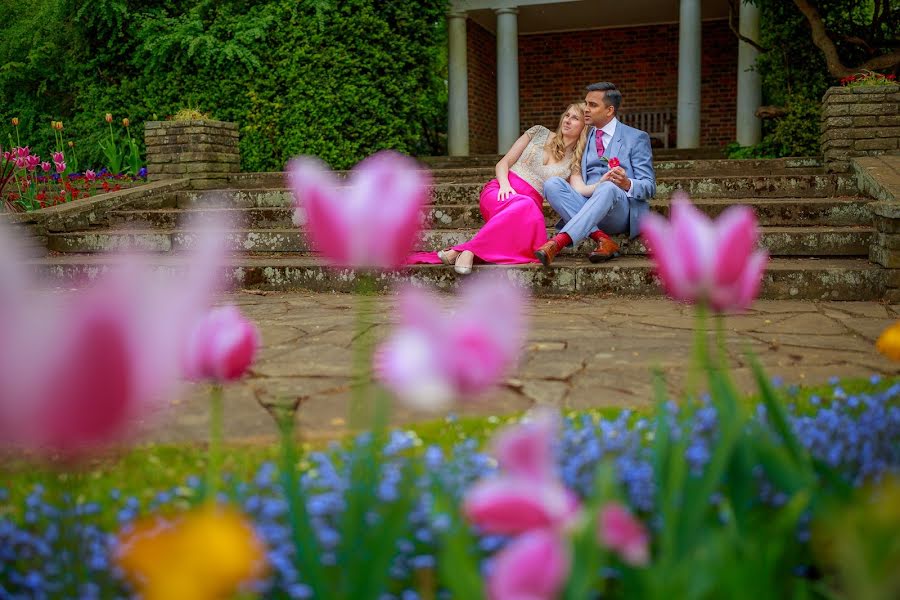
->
[605,166,631,192]
[498,182,515,201]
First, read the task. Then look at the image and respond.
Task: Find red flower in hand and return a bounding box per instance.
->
[608,157,620,169]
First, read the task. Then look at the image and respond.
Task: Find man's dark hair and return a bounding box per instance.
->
[585,82,621,114]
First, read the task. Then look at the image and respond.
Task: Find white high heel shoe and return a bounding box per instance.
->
[454,251,474,275]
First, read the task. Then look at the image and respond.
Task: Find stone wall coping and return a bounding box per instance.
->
[852,155,900,205]
[824,84,900,98]
[145,120,238,130]
[0,179,191,231]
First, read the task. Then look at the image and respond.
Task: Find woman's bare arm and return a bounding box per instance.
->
[495,132,532,201]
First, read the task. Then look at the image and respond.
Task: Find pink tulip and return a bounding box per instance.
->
[52,151,64,163]
[16,146,29,158]
[287,150,431,269]
[597,502,650,566]
[85,169,96,181]
[0,219,227,459]
[183,305,260,383]
[493,408,557,482]
[640,194,768,312]
[14,157,26,169]
[487,530,569,600]
[25,156,40,171]
[464,477,579,535]
[40,162,51,172]
[2,151,11,161]
[54,161,66,173]
[374,274,526,410]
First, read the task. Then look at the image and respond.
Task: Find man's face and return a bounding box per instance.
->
[584,90,615,128]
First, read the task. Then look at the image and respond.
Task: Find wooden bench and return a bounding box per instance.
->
[620,110,673,148]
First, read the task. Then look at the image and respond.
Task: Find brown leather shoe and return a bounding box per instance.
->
[589,237,620,263]
[534,240,561,267]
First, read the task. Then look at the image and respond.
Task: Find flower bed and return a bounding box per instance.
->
[1,377,898,599]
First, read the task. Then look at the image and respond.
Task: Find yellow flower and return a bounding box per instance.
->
[105,113,113,123]
[123,118,130,127]
[11,117,19,126]
[876,321,900,361]
[116,505,267,600]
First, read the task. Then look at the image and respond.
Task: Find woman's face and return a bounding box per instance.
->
[561,107,585,137]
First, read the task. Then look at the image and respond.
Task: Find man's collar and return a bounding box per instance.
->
[599,117,618,138]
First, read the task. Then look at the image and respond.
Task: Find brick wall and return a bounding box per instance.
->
[821,84,900,173]
[513,19,737,147]
[467,19,497,155]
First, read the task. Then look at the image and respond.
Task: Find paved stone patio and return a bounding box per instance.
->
[129,290,900,445]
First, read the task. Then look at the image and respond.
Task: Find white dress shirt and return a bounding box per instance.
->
[597,117,633,196]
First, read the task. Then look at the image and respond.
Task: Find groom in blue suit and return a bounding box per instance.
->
[536,82,656,265]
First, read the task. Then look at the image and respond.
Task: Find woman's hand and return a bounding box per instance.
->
[498,182,515,202]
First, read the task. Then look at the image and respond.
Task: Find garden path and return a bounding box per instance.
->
[128,290,900,445]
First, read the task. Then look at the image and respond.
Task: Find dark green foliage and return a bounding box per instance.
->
[731,0,899,158]
[0,0,448,171]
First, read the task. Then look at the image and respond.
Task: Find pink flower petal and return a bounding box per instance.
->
[713,206,759,286]
[492,408,558,482]
[464,478,575,535]
[487,530,570,600]
[598,502,650,566]
[640,212,690,301]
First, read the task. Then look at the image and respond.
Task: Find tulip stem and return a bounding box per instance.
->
[350,273,376,429]
[686,304,709,402]
[206,383,224,503]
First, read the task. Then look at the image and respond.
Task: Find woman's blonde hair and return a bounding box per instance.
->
[548,103,588,173]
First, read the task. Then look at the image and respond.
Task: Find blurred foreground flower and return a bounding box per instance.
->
[184,305,260,383]
[0,219,225,459]
[598,502,650,566]
[876,322,900,362]
[488,529,570,600]
[287,150,431,269]
[116,505,267,600]
[374,274,527,410]
[640,194,768,312]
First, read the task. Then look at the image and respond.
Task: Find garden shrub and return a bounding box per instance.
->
[0,0,448,171]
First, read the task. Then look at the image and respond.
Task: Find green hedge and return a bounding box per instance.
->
[0,0,448,171]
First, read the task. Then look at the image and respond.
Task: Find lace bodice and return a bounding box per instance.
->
[509,125,574,195]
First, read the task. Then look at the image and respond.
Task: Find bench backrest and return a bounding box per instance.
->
[620,110,672,133]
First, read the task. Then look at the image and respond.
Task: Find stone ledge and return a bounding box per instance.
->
[853,156,900,204]
[145,120,238,131]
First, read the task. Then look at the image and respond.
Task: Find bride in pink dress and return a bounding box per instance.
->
[411,103,587,273]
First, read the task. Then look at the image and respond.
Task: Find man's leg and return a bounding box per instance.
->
[543,177,586,225]
[560,182,629,244]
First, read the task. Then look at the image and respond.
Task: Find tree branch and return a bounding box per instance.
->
[728,0,767,53]
[792,0,900,78]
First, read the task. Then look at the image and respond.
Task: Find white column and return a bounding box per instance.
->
[496,7,520,154]
[736,1,762,146]
[447,11,469,157]
[677,0,702,148]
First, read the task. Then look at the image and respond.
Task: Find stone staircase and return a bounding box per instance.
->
[31,157,887,300]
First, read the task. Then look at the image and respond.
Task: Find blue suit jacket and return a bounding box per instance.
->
[582,122,656,238]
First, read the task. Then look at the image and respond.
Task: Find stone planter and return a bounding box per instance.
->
[144,120,240,189]
[821,84,900,173]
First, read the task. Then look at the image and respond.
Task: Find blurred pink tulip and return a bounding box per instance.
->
[487,530,569,600]
[287,150,430,269]
[14,157,26,169]
[85,170,96,181]
[464,478,579,535]
[493,408,557,482]
[16,147,29,158]
[52,151,64,163]
[374,274,526,410]
[0,219,227,459]
[40,161,51,172]
[598,502,650,566]
[25,156,40,171]
[640,194,768,312]
[54,161,66,173]
[464,408,579,535]
[183,306,260,383]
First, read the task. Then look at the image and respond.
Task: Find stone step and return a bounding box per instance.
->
[224,156,807,188]
[159,175,853,209]
[46,226,873,257]
[110,197,872,230]
[32,255,885,301]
